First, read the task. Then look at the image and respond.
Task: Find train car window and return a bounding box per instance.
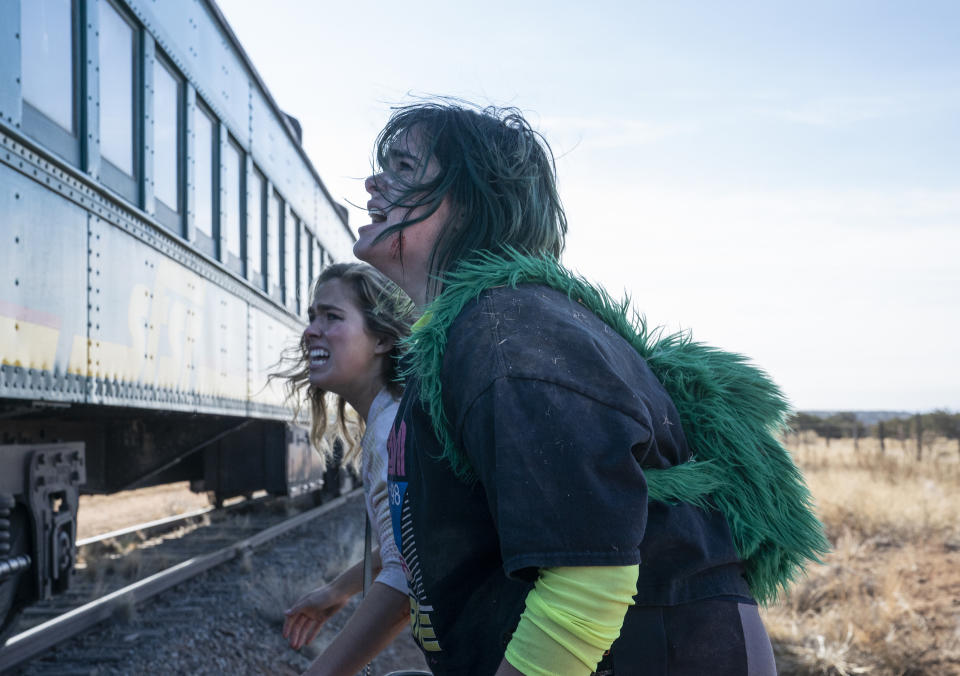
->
[20,0,80,165]
[223,137,244,274]
[153,52,183,234]
[249,167,266,291]
[98,0,140,203]
[284,212,298,310]
[193,101,219,258]
[268,190,283,301]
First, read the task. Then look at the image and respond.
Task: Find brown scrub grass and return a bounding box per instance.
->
[764,433,960,675]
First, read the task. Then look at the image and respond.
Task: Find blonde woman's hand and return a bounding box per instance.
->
[283,584,350,650]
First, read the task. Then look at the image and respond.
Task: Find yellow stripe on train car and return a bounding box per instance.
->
[0,314,59,371]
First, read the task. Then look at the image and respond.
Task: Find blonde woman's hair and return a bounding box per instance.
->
[271,262,414,469]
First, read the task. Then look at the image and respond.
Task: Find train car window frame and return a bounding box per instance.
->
[283,210,298,311]
[311,239,323,294]
[20,0,82,166]
[152,49,185,235]
[248,166,267,292]
[299,224,311,318]
[267,189,283,302]
[97,0,141,205]
[192,98,220,259]
[223,134,245,276]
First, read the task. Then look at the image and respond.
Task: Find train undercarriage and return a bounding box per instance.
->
[0,402,328,639]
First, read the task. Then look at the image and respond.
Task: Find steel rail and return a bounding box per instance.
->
[75,506,215,548]
[0,490,360,671]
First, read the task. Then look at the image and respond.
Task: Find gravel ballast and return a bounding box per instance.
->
[16,491,428,675]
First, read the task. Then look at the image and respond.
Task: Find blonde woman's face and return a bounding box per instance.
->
[302,279,391,398]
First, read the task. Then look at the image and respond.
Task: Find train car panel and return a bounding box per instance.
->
[0,163,88,404]
[195,279,249,408]
[87,215,168,402]
[248,304,296,417]
[0,1,21,131]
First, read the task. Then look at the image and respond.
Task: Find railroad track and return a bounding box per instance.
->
[0,490,362,672]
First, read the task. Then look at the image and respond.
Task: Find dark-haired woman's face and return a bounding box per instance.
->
[355,129,450,306]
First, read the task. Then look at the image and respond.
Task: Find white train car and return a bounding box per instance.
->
[0,0,355,633]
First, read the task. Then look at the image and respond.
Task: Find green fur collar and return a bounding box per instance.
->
[402,249,829,604]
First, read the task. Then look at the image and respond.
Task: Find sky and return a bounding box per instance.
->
[216,0,959,412]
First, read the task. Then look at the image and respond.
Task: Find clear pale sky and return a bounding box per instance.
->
[217,0,959,412]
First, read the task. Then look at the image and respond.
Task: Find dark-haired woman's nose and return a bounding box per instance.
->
[365,173,381,195]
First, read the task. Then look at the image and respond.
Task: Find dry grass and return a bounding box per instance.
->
[763,434,960,675]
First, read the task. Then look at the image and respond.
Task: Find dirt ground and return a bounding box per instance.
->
[77,482,212,540]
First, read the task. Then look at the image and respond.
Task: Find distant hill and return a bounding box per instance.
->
[800,411,914,425]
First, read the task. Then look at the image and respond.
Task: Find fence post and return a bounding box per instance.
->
[877,420,885,454]
[915,413,923,461]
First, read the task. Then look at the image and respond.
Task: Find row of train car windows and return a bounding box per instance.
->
[18,0,326,316]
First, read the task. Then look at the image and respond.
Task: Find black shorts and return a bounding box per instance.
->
[594,598,777,676]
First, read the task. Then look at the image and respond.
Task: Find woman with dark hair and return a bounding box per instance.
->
[356,101,827,675]
[274,262,416,675]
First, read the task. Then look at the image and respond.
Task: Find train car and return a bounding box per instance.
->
[0,0,355,634]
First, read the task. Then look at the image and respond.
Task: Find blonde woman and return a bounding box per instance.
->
[277,262,415,676]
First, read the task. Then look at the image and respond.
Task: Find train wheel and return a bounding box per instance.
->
[0,496,31,642]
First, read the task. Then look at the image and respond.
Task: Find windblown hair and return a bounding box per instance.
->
[271,262,414,468]
[372,99,567,300]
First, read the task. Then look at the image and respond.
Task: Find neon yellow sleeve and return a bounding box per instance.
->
[504,565,638,676]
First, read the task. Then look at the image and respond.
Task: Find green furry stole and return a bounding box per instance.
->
[403,250,829,604]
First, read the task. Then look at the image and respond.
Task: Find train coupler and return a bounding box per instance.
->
[24,443,86,598]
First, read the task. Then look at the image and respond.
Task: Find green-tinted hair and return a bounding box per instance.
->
[372,100,567,299]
